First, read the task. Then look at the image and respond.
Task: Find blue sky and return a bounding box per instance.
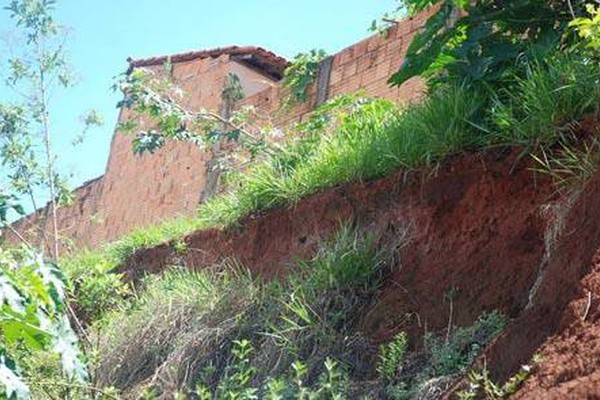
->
[0,0,396,196]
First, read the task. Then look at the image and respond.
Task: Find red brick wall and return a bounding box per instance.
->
[6,177,104,253]
[4,10,433,252]
[96,54,247,243]
[237,8,435,128]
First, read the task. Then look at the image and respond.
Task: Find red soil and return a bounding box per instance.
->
[120,145,600,397]
[124,149,553,340]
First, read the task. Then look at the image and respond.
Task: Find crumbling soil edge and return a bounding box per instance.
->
[117,146,600,397]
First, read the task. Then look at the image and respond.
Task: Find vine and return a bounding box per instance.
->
[282,49,327,105]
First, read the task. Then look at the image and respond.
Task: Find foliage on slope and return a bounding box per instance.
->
[76,227,504,399]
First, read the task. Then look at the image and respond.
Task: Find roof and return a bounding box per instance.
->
[127,45,289,80]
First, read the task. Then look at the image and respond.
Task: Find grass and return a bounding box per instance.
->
[61,51,600,325]
[75,225,505,399]
[199,53,600,228]
[89,226,386,398]
[531,136,600,194]
[493,54,600,146]
[198,84,489,228]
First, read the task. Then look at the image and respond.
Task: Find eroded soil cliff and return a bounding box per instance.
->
[119,146,600,398]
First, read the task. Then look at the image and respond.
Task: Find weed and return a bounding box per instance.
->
[456,363,534,400]
[425,311,507,377]
[531,136,600,194]
[377,332,409,381]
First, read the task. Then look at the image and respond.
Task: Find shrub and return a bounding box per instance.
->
[379,311,508,399]
[377,332,409,381]
[424,311,507,377]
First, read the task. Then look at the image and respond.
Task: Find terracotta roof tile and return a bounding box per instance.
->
[127,45,288,80]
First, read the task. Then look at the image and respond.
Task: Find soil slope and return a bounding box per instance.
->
[119,147,600,397]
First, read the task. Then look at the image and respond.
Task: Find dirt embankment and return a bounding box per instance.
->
[120,146,600,398]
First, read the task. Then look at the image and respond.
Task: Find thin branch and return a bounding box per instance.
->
[4,223,32,249]
[567,0,576,20]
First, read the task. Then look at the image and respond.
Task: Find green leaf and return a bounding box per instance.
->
[0,353,30,400]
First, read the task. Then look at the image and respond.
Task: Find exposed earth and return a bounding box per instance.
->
[119,141,600,398]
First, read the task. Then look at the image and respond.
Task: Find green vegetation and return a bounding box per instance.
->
[89,226,381,397]
[0,247,88,398]
[59,214,205,320]
[61,47,600,327]
[1,0,103,259]
[282,49,328,105]
[457,363,536,400]
[199,53,600,228]
[43,226,503,398]
[382,311,507,400]
[377,332,409,381]
[390,0,585,88]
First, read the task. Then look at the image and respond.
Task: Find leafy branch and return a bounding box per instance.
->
[389,0,585,89]
[116,68,279,158]
[0,248,88,399]
[282,49,327,105]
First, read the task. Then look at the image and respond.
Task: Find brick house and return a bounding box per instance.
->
[5,9,433,252]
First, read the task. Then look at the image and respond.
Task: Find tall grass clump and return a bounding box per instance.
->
[90,225,389,398]
[199,85,486,227]
[493,53,600,146]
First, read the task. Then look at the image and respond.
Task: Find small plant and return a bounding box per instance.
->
[212,339,259,400]
[0,248,88,399]
[172,239,188,255]
[425,311,507,377]
[282,49,327,105]
[377,332,409,381]
[195,341,348,400]
[570,4,600,52]
[531,137,600,194]
[456,363,534,400]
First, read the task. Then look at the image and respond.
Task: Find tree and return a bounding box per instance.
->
[0,2,101,397]
[0,0,102,259]
[389,0,587,89]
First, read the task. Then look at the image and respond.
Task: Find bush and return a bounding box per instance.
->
[379,311,508,399]
[377,332,409,381]
[424,311,507,377]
